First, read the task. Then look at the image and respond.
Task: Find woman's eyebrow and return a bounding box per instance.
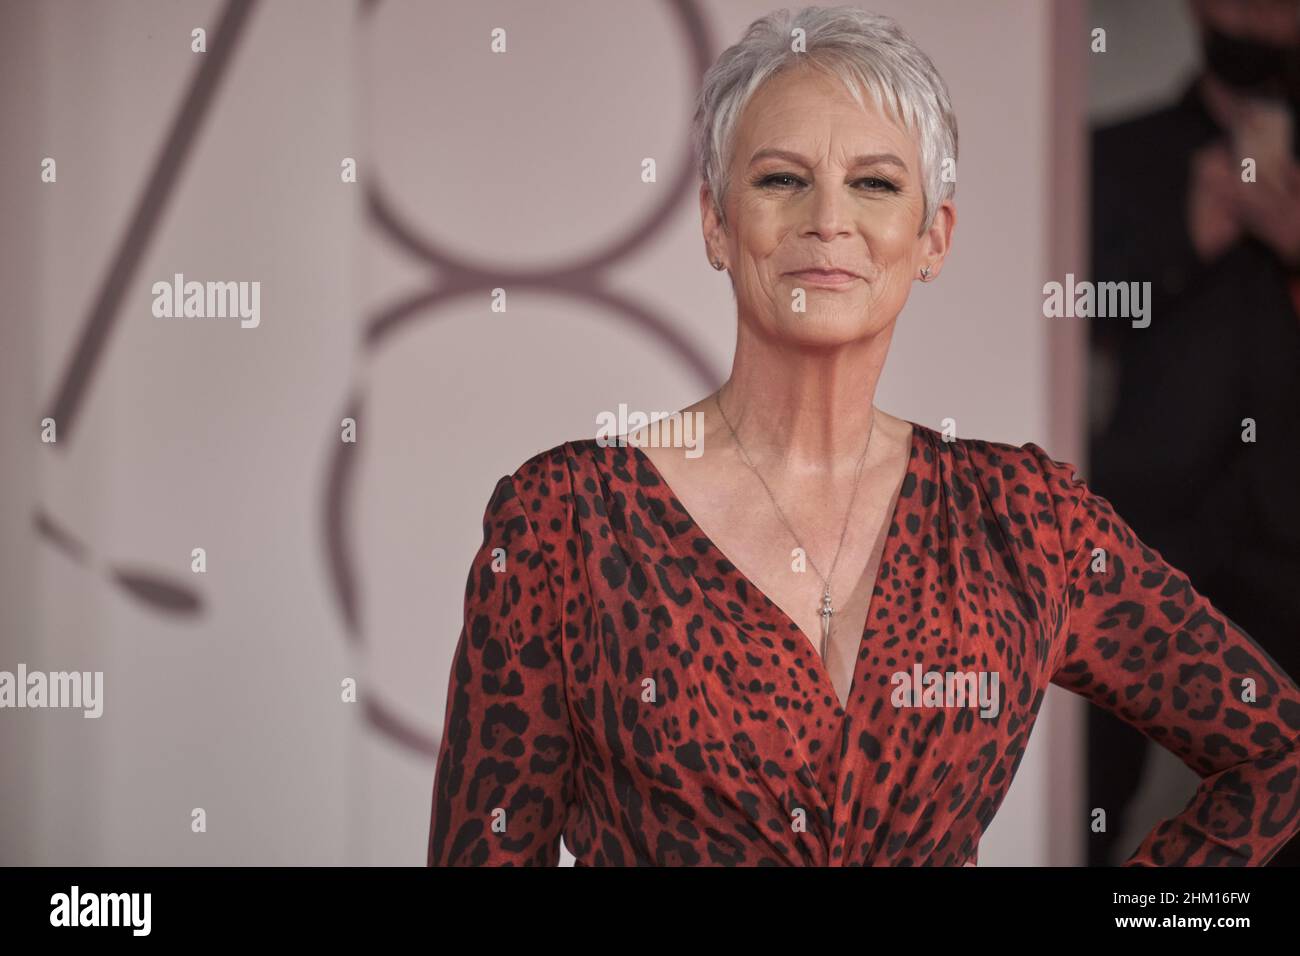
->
[748,148,908,169]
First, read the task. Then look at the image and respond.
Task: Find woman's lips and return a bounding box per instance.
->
[785,269,861,288]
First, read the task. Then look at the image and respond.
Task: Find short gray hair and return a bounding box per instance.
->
[691,6,958,234]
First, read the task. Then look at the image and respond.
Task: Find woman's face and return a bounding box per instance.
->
[703,66,953,346]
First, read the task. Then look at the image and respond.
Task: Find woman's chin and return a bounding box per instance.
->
[761,311,887,347]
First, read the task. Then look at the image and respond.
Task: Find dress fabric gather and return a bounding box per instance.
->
[427,422,1300,866]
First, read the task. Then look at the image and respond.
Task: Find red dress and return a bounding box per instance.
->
[426,422,1300,866]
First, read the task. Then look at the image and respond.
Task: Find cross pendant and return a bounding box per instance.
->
[820,586,833,645]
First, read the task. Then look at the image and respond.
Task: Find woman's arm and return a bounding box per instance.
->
[1034,445,1300,865]
[426,474,576,866]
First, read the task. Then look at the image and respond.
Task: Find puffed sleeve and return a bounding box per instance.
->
[426,474,576,866]
[1035,444,1300,866]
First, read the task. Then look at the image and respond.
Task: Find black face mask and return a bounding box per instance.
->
[1202,25,1300,99]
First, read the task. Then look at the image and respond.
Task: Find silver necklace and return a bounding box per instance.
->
[712,393,876,663]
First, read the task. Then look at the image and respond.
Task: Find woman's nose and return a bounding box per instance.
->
[800,182,853,240]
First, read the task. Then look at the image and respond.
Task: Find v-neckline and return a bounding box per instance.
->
[625,420,924,721]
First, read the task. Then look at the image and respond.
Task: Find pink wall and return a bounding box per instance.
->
[0,0,1085,865]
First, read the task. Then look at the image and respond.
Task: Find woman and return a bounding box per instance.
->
[427,6,1300,866]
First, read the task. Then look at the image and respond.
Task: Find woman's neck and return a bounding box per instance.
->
[713,322,896,476]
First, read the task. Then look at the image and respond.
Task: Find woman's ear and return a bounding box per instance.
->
[700,182,727,266]
[917,199,956,280]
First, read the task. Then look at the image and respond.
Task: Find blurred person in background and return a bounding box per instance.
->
[1088,0,1300,866]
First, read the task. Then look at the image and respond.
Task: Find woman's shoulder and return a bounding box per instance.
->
[502,436,621,484]
[486,435,624,525]
[915,422,1089,515]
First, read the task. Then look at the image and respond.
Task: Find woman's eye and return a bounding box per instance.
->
[755,173,898,192]
[758,173,802,188]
